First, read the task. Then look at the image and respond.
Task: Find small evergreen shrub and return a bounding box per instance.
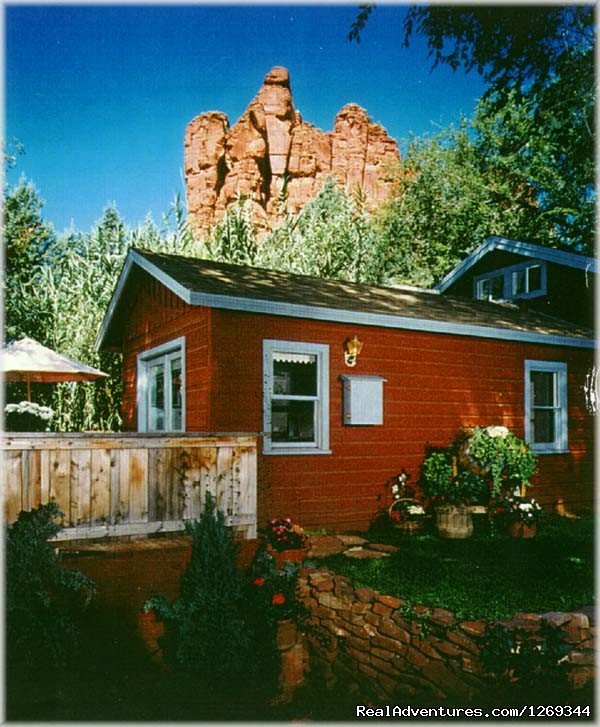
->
[6,502,95,674]
[145,493,263,680]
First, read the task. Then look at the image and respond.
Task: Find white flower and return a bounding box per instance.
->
[485,425,509,438]
[407,505,425,516]
[5,401,54,420]
[391,484,399,493]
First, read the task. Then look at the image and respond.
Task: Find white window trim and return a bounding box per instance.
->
[137,336,186,433]
[524,360,568,454]
[263,339,330,455]
[474,260,547,302]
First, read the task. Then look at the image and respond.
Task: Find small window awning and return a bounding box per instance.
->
[273,352,315,364]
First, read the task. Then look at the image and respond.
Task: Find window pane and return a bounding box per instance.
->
[273,355,317,396]
[271,400,315,442]
[528,265,542,292]
[479,276,503,300]
[513,269,526,296]
[491,276,504,299]
[170,357,183,430]
[533,409,555,443]
[531,371,555,407]
[149,364,165,431]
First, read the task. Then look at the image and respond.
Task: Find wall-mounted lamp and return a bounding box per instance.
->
[344,335,363,367]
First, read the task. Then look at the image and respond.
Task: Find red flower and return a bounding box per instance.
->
[253,577,265,587]
[271,593,286,606]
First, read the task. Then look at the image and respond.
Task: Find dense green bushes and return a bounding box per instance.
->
[6,502,95,674]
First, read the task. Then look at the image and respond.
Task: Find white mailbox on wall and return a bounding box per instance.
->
[340,374,387,425]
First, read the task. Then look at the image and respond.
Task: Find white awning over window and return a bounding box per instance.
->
[273,352,315,364]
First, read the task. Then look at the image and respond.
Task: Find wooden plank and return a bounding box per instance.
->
[199,446,217,514]
[4,451,23,522]
[128,448,148,523]
[170,448,184,521]
[20,450,30,512]
[118,449,131,523]
[178,447,203,521]
[49,449,71,526]
[91,449,111,526]
[215,446,234,517]
[1,434,258,451]
[236,446,257,538]
[150,447,171,521]
[40,450,50,504]
[110,448,121,524]
[28,449,42,509]
[71,449,92,527]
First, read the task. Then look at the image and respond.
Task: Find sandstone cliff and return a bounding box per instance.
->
[184,66,400,237]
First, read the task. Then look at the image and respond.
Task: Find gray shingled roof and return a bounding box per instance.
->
[97,248,594,350]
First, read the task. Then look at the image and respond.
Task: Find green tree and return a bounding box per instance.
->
[378,119,557,287]
[351,5,595,252]
[4,177,56,342]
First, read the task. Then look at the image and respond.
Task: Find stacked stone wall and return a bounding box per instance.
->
[297,567,595,702]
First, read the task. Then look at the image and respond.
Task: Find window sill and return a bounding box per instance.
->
[531,447,570,455]
[263,447,332,456]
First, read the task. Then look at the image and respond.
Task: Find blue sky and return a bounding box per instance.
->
[5,4,487,234]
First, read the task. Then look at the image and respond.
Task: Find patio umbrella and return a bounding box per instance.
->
[1,337,109,400]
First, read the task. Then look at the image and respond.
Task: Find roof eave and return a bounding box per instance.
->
[97,250,594,352]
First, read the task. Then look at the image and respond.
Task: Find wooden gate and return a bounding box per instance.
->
[2,433,257,540]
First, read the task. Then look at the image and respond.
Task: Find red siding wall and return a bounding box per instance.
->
[209,309,594,530]
[118,282,594,531]
[121,271,212,432]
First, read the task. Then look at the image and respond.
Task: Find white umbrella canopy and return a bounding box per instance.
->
[1,338,108,399]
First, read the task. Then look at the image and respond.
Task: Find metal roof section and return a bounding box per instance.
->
[96,248,594,351]
[435,236,598,293]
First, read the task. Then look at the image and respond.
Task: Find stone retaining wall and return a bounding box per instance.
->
[297,567,595,702]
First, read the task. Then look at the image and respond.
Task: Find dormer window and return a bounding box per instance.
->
[474,261,547,302]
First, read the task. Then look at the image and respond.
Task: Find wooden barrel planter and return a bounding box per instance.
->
[435,505,473,539]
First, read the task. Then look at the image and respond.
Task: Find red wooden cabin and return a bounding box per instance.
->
[98,249,595,531]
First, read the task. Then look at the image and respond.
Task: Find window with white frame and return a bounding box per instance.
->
[524,360,568,453]
[137,337,185,432]
[263,340,330,455]
[474,261,547,302]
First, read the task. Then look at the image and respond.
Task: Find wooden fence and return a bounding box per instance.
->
[2,433,257,540]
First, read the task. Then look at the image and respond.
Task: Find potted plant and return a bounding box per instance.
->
[388,498,427,535]
[264,517,308,568]
[499,495,543,538]
[457,426,538,499]
[420,451,487,538]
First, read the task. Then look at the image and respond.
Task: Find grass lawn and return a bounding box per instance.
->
[323,516,594,620]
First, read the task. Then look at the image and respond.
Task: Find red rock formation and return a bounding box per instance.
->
[184,67,400,238]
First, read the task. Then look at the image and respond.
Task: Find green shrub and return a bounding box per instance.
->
[461,426,538,496]
[6,502,95,673]
[420,450,487,506]
[145,494,261,680]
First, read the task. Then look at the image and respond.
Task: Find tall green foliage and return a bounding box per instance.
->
[9,197,196,431]
[4,177,56,342]
[202,179,388,285]
[377,120,556,287]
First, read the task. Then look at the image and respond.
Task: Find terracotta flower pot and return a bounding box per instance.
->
[266,544,309,568]
[508,521,537,539]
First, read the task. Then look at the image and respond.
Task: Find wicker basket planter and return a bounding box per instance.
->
[388,499,426,535]
[435,505,473,539]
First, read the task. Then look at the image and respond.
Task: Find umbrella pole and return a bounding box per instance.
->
[26,379,31,402]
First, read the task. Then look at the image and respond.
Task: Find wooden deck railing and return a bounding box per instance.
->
[2,433,257,540]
